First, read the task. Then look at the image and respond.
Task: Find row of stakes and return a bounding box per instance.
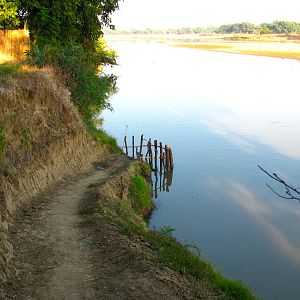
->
[123,134,174,172]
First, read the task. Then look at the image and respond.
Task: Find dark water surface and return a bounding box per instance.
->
[102,41,300,299]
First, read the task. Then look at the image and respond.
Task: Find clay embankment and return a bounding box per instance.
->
[0,67,108,282]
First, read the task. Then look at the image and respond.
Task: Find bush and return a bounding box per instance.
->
[28,40,119,150]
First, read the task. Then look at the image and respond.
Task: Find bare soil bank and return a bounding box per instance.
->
[0,67,108,281]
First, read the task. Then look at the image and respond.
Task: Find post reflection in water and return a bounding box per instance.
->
[152,168,174,199]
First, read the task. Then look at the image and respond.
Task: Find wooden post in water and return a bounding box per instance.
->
[169,147,174,169]
[124,136,128,155]
[148,139,153,170]
[165,145,169,171]
[139,134,144,160]
[159,142,163,173]
[132,136,135,158]
[154,140,158,171]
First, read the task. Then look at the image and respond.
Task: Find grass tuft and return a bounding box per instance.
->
[87,126,121,153]
[0,64,20,76]
[129,175,154,214]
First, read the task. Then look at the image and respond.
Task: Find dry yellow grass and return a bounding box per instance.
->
[174,41,300,59]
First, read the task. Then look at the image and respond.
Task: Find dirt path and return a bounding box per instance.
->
[2,160,109,299]
[1,156,197,300]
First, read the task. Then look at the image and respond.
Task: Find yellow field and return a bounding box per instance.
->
[174,41,300,59]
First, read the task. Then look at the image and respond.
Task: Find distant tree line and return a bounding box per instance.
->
[106,21,300,35]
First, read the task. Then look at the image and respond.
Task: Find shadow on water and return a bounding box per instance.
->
[258,165,300,202]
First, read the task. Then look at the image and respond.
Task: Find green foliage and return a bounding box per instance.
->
[96,38,117,65]
[87,126,121,153]
[0,0,20,29]
[129,175,153,214]
[159,225,175,236]
[0,123,6,158]
[28,41,119,149]
[9,0,120,47]
[109,20,300,35]
[217,22,259,34]
[215,273,257,300]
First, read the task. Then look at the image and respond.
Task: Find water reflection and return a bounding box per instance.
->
[209,179,300,264]
[102,41,300,299]
[259,165,300,201]
[152,168,173,198]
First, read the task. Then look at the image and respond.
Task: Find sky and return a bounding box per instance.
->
[111,0,300,29]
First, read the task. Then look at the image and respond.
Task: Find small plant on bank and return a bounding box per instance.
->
[128,175,154,215]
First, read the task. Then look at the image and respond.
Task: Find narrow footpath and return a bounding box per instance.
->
[1,156,197,300]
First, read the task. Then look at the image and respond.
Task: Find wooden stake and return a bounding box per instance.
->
[139,134,144,159]
[169,148,174,169]
[132,136,135,158]
[165,145,169,171]
[154,140,158,171]
[124,136,128,155]
[148,139,153,170]
[159,142,163,173]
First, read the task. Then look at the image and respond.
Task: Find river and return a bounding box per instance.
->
[102,40,300,300]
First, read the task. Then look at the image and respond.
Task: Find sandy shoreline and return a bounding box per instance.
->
[174,41,300,59]
[105,33,300,59]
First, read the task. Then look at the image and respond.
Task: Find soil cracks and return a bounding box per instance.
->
[1,156,197,299]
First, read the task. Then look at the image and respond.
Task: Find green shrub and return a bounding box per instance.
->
[28,40,118,148]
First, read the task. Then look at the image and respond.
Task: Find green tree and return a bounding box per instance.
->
[11,0,120,47]
[0,0,20,29]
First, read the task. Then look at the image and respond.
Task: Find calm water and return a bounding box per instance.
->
[102,41,300,300]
